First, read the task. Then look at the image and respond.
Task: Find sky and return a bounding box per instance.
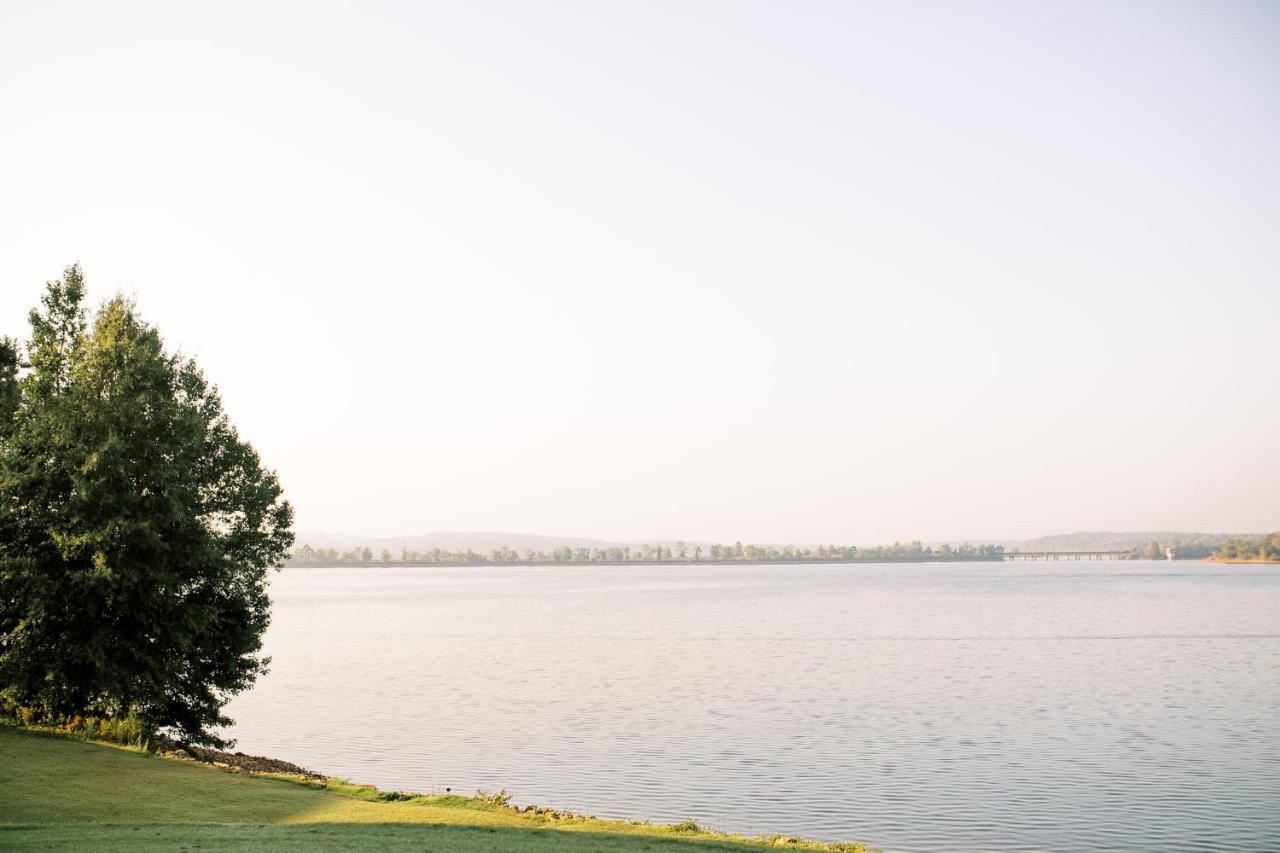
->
[1,1,1278,545]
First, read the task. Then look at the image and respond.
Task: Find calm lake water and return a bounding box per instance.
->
[223,561,1280,852]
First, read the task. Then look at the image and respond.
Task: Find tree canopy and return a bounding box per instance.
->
[0,266,292,745]
[1213,534,1280,562]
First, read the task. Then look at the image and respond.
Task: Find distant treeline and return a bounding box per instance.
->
[288,540,1007,566]
[1118,539,1216,560]
[1211,533,1280,562]
[1006,537,1228,560]
[1108,533,1280,561]
[1050,535,1271,561]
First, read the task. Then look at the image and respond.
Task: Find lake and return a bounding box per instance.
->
[222,561,1280,852]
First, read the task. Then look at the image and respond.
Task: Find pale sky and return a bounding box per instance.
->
[2,1,1278,544]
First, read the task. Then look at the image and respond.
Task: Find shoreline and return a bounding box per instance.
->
[287,556,1039,569]
[3,722,876,852]
[283,556,1211,569]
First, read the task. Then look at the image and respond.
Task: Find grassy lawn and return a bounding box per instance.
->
[0,726,869,852]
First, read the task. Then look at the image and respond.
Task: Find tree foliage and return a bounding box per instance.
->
[0,336,18,436]
[1213,534,1280,562]
[0,266,293,745]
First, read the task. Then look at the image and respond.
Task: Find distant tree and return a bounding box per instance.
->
[0,267,292,746]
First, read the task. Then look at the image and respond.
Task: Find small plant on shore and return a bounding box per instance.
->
[672,818,701,833]
[69,714,148,747]
[474,788,512,808]
[0,700,149,748]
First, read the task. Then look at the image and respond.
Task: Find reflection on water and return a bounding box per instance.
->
[223,561,1280,852]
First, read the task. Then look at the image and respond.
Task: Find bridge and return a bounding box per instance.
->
[1004,550,1135,561]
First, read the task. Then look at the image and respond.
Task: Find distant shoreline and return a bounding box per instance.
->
[288,555,988,568]
[284,555,1139,569]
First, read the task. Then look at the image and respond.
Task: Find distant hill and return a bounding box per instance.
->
[294,530,628,554]
[999,531,1240,552]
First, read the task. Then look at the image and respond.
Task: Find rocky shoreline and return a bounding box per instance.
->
[153,736,326,780]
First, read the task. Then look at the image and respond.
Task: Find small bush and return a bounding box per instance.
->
[474,788,512,808]
[672,818,700,833]
[78,713,149,746]
[0,700,150,748]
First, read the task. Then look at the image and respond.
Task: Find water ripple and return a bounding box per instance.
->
[224,561,1280,852]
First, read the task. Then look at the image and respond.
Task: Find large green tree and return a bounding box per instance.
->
[0,266,292,745]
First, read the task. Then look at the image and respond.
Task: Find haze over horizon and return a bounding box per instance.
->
[3,2,1278,544]
[290,527,1265,553]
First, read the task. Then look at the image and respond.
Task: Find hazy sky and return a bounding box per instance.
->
[2,1,1278,544]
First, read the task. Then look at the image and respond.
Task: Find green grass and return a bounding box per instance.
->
[0,726,870,852]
